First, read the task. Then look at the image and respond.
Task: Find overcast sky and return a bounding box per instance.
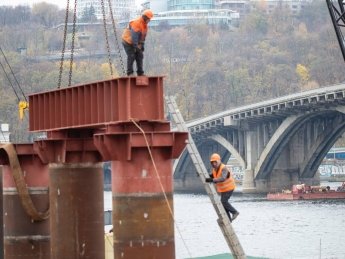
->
[1,0,143,9]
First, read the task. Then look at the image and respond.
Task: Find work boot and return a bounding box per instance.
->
[232,212,240,221]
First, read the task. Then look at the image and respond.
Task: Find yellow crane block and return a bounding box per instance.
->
[18,101,29,120]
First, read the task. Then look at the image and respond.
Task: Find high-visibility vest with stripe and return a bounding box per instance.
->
[212,164,236,193]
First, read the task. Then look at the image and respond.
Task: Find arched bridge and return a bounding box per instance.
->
[174,83,345,193]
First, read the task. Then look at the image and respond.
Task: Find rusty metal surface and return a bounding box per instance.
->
[94,130,188,161]
[4,240,49,259]
[3,189,49,235]
[49,163,104,259]
[3,189,50,259]
[33,138,101,164]
[111,143,179,259]
[0,167,3,259]
[113,194,175,259]
[2,155,48,188]
[0,144,50,259]
[0,144,49,221]
[111,150,174,194]
[29,76,165,132]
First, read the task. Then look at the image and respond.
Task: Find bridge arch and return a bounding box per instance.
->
[208,134,246,168]
[254,110,342,179]
[173,135,242,180]
[300,113,345,178]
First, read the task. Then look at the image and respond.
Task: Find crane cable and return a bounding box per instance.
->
[0,45,29,120]
[0,57,20,101]
[101,0,114,76]
[107,0,126,75]
[0,45,27,102]
[57,0,77,88]
[57,0,70,89]
[58,0,126,86]
[68,0,78,86]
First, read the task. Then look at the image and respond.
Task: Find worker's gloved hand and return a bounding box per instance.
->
[135,46,142,53]
[141,44,145,52]
[205,178,213,183]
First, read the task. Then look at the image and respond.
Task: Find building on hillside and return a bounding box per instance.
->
[216,0,250,18]
[249,0,311,15]
[76,0,137,21]
[141,0,311,23]
[138,1,239,30]
[148,9,239,29]
[167,0,214,10]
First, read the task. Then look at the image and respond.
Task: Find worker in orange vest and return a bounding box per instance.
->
[205,153,239,221]
[121,9,153,76]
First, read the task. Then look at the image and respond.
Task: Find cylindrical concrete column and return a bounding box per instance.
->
[112,148,175,259]
[2,156,50,259]
[49,163,104,259]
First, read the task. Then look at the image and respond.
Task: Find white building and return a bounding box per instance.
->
[141,0,168,13]
[149,9,239,29]
[77,0,137,21]
[255,0,312,15]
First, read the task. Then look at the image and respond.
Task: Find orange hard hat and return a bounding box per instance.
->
[143,9,154,19]
[210,153,221,162]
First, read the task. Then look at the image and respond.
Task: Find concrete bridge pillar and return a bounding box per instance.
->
[242,131,257,193]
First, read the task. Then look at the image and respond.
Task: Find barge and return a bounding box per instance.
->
[267,183,345,200]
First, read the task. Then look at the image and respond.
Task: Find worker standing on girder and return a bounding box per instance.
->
[206,153,240,221]
[122,9,154,76]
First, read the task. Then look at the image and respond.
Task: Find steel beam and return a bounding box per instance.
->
[29,77,165,132]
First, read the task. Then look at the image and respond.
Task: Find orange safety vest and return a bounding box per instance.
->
[122,16,148,46]
[212,164,236,193]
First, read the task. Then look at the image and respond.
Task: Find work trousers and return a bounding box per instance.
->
[122,41,144,76]
[220,190,237,216]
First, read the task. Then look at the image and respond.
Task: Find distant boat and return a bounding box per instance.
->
[267,183,345,200]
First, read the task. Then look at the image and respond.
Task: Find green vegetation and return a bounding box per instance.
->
[0,1,344,142]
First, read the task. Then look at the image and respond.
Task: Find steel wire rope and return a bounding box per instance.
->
[107,0,126,75]
[68,0,78,86]
[0,58,21,101]
[0,45,27,102]
[58,0,70,88]
[0,46,30,139]
[130,118,193,258]
[101,0,114,76]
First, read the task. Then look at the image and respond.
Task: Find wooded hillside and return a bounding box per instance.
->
[0,1,344,141]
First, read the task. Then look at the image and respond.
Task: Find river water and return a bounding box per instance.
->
[104,182,345,259]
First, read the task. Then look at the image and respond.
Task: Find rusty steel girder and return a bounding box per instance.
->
[29,76,164,132]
